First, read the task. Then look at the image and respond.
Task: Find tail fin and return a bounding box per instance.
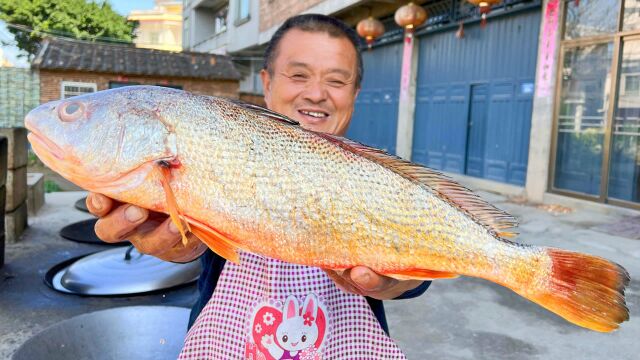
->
[528,249,629,332]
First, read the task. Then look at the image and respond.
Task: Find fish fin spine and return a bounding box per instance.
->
[526,248,629,332]
[313,132,518,238]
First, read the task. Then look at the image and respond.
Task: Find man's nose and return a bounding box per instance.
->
[302,80,328,103]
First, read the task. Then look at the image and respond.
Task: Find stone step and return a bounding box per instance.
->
[27,172,44,216]
[6,166,27,213]
[5,200,27,244]
[0,127,28,169]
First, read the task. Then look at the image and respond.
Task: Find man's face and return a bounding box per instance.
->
[261,29,360,136]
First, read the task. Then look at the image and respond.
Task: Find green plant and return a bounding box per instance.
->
[44,179,61,193]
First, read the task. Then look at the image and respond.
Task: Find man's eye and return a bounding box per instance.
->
[290,74,307,80]
[328,80,346,87]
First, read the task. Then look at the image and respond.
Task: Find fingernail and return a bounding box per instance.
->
[168,221,180,234]
[125,206,144,223]
[90,195,102,211]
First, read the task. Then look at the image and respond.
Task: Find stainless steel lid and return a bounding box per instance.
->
[12,306,190,360]
[48,246,200,296]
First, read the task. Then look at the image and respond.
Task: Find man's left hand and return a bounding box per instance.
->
[324,266,424,300]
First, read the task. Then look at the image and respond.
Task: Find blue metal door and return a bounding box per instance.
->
[348,42,402,154]
[466,84,489,177]
[412,9,540,185]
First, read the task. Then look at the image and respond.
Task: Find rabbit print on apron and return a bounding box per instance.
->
[179,253,406,360]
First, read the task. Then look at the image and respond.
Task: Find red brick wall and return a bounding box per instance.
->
[259,0,324,32]
[239,92,266,107]
[39,70,239,104]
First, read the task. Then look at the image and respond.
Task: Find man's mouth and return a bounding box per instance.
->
[298,109,329,120]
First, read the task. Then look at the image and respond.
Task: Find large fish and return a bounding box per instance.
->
[25,86,629,332]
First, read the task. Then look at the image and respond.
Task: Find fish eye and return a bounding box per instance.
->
[58,101,85,122]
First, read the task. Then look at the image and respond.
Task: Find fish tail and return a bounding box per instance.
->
[526,248,629,332]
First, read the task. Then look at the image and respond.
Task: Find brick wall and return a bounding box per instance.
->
[0,68,39,127]
[239,92,266,107]
[39,70,239,104]
[259,0,324,32]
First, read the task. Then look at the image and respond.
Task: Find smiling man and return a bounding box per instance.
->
[87,14,429,358]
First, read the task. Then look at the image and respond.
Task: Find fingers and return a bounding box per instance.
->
[326,266,423,300]
[160,234,208,263]
[94,204,149,243]
[349,266,396,293]
[86,192,115,217]
[323,269,363,296]
[127,216,183,257]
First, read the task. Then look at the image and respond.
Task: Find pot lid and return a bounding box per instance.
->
[46,247,201,296]
[74,196,89,213]
[59,218,129,246]
[12,306,190,360]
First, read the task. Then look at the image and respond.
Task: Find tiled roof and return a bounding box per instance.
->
[32,37,241,81]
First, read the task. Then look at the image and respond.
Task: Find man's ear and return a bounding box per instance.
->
[260,69,272,108]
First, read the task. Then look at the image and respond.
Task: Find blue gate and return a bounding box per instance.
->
[348,42,402,154]
[412,9,540,185]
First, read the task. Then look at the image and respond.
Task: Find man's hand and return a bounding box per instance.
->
[86,192,207,263]
[324,266,424,300]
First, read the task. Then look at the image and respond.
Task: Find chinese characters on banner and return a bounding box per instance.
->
[536,0,560,98]
[400,35,414,101]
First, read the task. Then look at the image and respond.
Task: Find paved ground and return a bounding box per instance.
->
[387,192,640,360]
[1,190,639,359]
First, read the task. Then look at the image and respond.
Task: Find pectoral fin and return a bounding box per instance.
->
[189,222,241,264]
[385,268,460,281]
[158,165,190,245]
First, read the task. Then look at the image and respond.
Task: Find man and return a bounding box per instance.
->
[87,14,429,356]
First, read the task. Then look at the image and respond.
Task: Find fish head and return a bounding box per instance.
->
[25,86,182,193]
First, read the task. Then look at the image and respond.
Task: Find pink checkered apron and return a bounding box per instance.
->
[179,252,406,359]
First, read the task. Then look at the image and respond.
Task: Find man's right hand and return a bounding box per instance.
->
[86,192,207,263]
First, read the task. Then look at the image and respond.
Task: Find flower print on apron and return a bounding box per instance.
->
[179,252,406,359]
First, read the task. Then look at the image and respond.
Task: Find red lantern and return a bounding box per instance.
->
[394,2,428,37]
[467,0,502,28]
[356,16,385,49]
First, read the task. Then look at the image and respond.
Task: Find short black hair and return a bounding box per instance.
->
[263,14,363,88]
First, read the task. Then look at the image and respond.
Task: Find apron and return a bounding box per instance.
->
[179,252,406,360]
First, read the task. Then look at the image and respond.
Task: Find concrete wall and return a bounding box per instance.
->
[525,0,563,203]
[257,0,361,45]
[184,0,261,54]
[226,0,261,53]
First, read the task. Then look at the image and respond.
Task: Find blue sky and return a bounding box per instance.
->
[106,0,156,16]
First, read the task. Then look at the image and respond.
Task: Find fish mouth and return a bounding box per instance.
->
[27,131,65,160]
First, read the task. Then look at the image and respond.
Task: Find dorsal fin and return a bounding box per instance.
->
[228,98,300,125]
[315,133,519,237]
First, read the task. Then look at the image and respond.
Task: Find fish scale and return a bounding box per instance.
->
[25,86,629,332]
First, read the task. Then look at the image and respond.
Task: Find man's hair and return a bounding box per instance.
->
[263,14,363,88]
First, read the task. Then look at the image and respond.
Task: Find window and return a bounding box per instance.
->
[109,81,140,89]
[621,73,640,96]
[61,81,97,99]
[155,84,183,89]
[150,32,161,44]
[214,5,228,34]
[237,0,250,22]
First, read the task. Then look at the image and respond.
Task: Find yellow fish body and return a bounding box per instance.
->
[25,86,629,332]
